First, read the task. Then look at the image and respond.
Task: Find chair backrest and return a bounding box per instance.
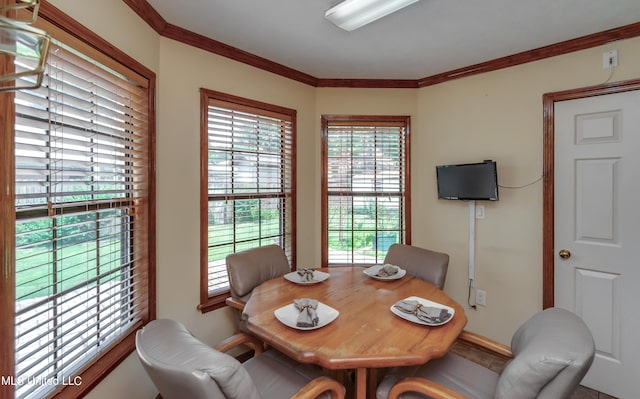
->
[135,319,261,399]
[226,244,291,302]
[495,307,595,399]
[383,244,449,289]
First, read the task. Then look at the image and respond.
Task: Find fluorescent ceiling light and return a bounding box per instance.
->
[325,0,420,31]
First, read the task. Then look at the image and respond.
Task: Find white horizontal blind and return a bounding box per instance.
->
[325,120,408,265]
[204,95,294,296]
[13,41,150,399]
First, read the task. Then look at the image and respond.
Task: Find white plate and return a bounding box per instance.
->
[274,302,339,330]
[390,296,455,326]
[284,270,330,285]
[363,264,407,280]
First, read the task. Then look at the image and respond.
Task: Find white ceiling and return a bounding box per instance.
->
[145,0,640,80]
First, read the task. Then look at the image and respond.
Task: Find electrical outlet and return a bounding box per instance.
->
[603,50,618,68]
[475,205,485,219]
[475,289,487,306]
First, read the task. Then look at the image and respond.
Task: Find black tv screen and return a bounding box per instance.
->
[436,160,499,201]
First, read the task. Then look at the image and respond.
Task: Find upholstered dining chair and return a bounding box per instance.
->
[225,244,291,329]
[136,319,345,399]
[376,307,595,399]
[383,244,449,289]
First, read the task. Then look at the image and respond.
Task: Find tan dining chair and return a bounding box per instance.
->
[136,318,345,399]
[376,307,595,399]
[383,244,449,289]
[225,244,291,329]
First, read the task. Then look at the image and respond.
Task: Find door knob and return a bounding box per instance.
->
[558,249,571,259]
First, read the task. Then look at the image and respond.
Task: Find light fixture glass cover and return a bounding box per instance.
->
[0,16,50,91]
[325,0,420,31]
[0,0,40,24]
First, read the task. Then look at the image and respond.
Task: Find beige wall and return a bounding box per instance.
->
[35,1,640,397]
[49,0,159,71]
[415,37,640,343]
[153,35,316,334]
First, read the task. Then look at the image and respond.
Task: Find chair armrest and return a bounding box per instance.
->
[225,296,246,311]
[214,332,264,355]
[290,376,345,399]
[458,330,513,359]
[388,377,468,399]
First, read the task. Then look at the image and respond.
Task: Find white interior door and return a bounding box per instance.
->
[554,90,640,399]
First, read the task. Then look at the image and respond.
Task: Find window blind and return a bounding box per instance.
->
[323,117,409,265]
[13,40,150,399]
[201,90,295,304]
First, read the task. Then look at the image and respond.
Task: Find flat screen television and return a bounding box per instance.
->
[436,160,499,201]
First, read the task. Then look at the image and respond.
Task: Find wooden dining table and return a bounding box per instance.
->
[242,266,467,399]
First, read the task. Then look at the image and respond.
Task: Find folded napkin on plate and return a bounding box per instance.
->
[293,298,319,327]
[297,268,315,282]
[393,299,452,324]
[376,264,399,277]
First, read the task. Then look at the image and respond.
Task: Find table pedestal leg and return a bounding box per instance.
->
[355,367,367,399]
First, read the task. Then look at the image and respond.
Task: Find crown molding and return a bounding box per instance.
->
[122,0,318,86]
[123,0,640,89]
[160,23,319,86]
[417,21,640,87]
[316,79,419,88]
[122,0,167,33]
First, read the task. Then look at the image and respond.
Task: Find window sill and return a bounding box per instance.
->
[198,292,229,314]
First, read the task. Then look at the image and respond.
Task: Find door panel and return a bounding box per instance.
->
[575,158,618,243]
[574,268,619,359]
[554,90,640,398]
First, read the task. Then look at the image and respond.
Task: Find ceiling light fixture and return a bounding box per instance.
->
[325,0,420,32]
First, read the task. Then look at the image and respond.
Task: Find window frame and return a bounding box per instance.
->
[199,89,296,313]
[321,115,411,266]
[0,3,156,399]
